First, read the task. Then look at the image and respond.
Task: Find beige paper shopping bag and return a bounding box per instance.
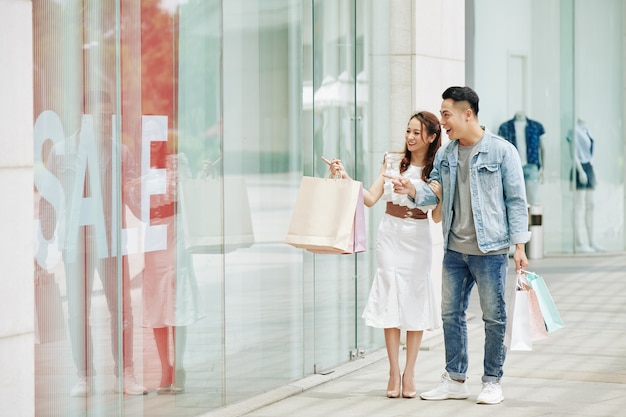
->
[285,176,363,253]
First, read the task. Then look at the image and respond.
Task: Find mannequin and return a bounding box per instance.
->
[567,118,598,252]
[498,111,545,206]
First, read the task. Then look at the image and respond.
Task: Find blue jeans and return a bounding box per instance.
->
[441,250,508,383]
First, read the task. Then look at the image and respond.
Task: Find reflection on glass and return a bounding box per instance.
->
[138,118,204,395]
[31,0,397,414]
[35,92,145,400]
[566,118,599,253]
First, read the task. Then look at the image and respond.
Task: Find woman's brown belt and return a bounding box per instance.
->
[385,202,427,219]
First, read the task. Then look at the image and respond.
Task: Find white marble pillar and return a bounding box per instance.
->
[0,1,34,416]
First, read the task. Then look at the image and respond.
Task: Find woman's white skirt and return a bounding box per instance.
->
[362,214,440,331]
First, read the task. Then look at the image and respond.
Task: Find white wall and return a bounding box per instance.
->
[413,0,466,124]
[0,0,34,416]
[388,0,465,150]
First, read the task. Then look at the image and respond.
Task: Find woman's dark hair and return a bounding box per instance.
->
[442,86,479,116]
[400,111,442,181]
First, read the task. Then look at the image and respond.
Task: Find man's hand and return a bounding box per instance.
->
[513,243,528,273]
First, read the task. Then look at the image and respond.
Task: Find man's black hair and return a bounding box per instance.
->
[442,86,479,116]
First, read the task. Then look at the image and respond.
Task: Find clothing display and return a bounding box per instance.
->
[498,112,545,205]
[567,120,596,190]
[566,119,598,252]
[497,113,545,168]
[361,153,440,331]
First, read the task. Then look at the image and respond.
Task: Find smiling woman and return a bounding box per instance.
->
[327,111,442,399]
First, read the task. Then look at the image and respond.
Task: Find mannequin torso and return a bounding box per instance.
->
[514,112,528,165]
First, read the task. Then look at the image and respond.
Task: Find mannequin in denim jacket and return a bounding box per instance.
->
[498,111,545,206]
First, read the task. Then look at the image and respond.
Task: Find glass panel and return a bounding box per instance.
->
[355,0,390,354]
[137,1,222,414]
[221,0,305,404]
[471,1,624,256]
[33,1,225,415]
[34,0,396,414]
[558,0,576,254]
[176,0,225,411]
[570,0,624,253]
[33,3,82,414]
[33,1,136,415]
[558,0,624,254]
[310,0,359,372]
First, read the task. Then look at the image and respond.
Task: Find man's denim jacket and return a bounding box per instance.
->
[409,128,531,253]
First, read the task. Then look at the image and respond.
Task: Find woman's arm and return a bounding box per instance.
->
[362,163,385,207]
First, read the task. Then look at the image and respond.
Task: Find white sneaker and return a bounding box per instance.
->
[420,371,470,400]
[114,369,147,395]
[70,377,92,397]
[476,381,504,404]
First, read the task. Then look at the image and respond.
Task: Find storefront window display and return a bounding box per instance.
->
[470,0,624,256]
[32,0,385,415]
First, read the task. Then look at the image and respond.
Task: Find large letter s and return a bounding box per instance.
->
[33,110,65,268]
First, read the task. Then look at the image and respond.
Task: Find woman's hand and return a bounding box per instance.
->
[322,156,349,179]
[430,180,443,223]
[382,173,415,197]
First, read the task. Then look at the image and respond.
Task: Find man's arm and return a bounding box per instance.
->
[501,144,531,267]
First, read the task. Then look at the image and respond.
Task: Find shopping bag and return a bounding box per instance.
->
[528,288,549,341]
[179,176,255,254]
[306,183,366,254]
[525,270,564,333]
[34,269,66,344]
[505,273,548,350]
[285,176,366,254]
[504,279,533,351]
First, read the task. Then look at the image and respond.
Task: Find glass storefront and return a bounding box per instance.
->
[31,1,624,416]
[470,0,624,257]
[562,0,624,254]
[33,0,388,415]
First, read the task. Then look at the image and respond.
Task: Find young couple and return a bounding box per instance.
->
[327,86,530,405]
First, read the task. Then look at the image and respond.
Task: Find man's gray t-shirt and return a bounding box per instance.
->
[448,140,507,256]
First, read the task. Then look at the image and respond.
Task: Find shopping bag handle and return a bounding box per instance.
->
[519,269,542,284]
[515,272,531,290]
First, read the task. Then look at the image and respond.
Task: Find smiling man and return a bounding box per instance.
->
[415,86,531,405]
